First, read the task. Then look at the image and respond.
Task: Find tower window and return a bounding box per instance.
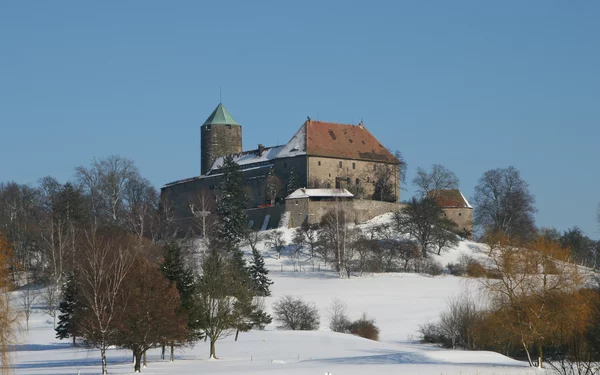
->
[226,124,232,128]
[355,178,360,185]
[339,161,342,168]
[367,177,370,182]
[352,162,356,169]
[206,125,211,130]
[318,161,321,166]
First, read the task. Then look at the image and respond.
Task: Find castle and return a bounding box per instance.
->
[161,103,472,235]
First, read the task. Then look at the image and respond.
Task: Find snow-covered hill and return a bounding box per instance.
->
[9,214,540,375]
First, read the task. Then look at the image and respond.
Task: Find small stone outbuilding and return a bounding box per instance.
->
[430,189,473,238]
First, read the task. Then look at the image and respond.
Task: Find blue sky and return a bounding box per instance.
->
[1,1,598,238]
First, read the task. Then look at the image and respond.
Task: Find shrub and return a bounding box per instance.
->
[419,321,451,347]
[273,296,320,330]
[348,313,380,341]
[446,262,465,276]
[328,298,350,333]
[422,257,443,276]
[419,293,483,349]
[466,260,486,278]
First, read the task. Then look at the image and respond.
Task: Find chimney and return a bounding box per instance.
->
[258,144,265,154]
[358,120,364,129]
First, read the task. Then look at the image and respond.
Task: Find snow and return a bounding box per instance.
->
[9,213,539,375]
[278,211,290,228]
[286,188,354,199]
[459,191,473,209]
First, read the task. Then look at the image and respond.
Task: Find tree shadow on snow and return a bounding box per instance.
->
[8,342,72,352]
[311,348,528,369]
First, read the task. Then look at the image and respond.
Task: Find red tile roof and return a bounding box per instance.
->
[305,120,400,164]
[430,189,472,208]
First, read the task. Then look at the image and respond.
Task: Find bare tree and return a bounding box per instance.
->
[266,230,286,260]
[123,176,158,240]
[243,228,263,253]
[328,298,350,333]
[76,155,139,227]
[38,176,70,283]
[20,284,39,332]
[42,281,60,328]
[189,190,213,239]
[273,296,320,330]
[77,230,135,374]
[472,166,536,240]
[480,238,583,368]
[413,164,459,198]
[117,259,188,373]
[394,197,456,258]
[320,198,353,278]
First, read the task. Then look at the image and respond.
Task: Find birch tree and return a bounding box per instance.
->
[77,230,135,374]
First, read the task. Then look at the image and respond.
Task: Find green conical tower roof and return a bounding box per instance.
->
[203,103,240,126]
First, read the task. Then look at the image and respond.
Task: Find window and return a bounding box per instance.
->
[346,177,350,184]
[458,212,462,216]
[226,124,232,128]
[352,162,356,169]
[328,173,331,177]
[367,177,370,182]
[318,161,321,166]
[206,125,211,131]
[339,161,343,168]
[355,178,360,185]
[295,200,299,205]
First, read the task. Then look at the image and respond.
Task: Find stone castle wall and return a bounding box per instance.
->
[306,156,400,202]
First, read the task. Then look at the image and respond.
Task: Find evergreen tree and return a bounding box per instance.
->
[249,248,273,297]
[160,241,196,313]
[159,241,202,360]
[214,155,248,250]
[287,167,300,195]
[55,271,79,345]
[264,166,278,205]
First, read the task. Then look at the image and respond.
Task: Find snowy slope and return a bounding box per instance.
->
[9,213,540,375]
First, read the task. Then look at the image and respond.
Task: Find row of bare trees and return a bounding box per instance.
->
[0,155,176,288]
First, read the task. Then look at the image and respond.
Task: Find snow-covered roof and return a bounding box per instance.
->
[286,188,354,199]
[209,125,307,172]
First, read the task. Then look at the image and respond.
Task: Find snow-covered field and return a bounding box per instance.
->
[9,214,541,375]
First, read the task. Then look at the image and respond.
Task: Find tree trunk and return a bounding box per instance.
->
[537,343,543,368]
[170,343,174,362]
[210,339,216,359]
[101,347,108,374]
[143,351,147,368]
[522,339,533,367]
[134,350,142,373]
[235,329,239,341]
[72,336,76,346]
[161,344,165,360]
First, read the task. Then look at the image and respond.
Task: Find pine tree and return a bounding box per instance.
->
[214,155,248,250]
[287,167,300,195]
[249,248,273,296]
[55,271,79,345]
[264,166,278,205]
[160,241,196,312]
[160,241,201,360]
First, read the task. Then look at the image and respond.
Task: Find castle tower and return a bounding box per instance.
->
[200,103,243,175]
